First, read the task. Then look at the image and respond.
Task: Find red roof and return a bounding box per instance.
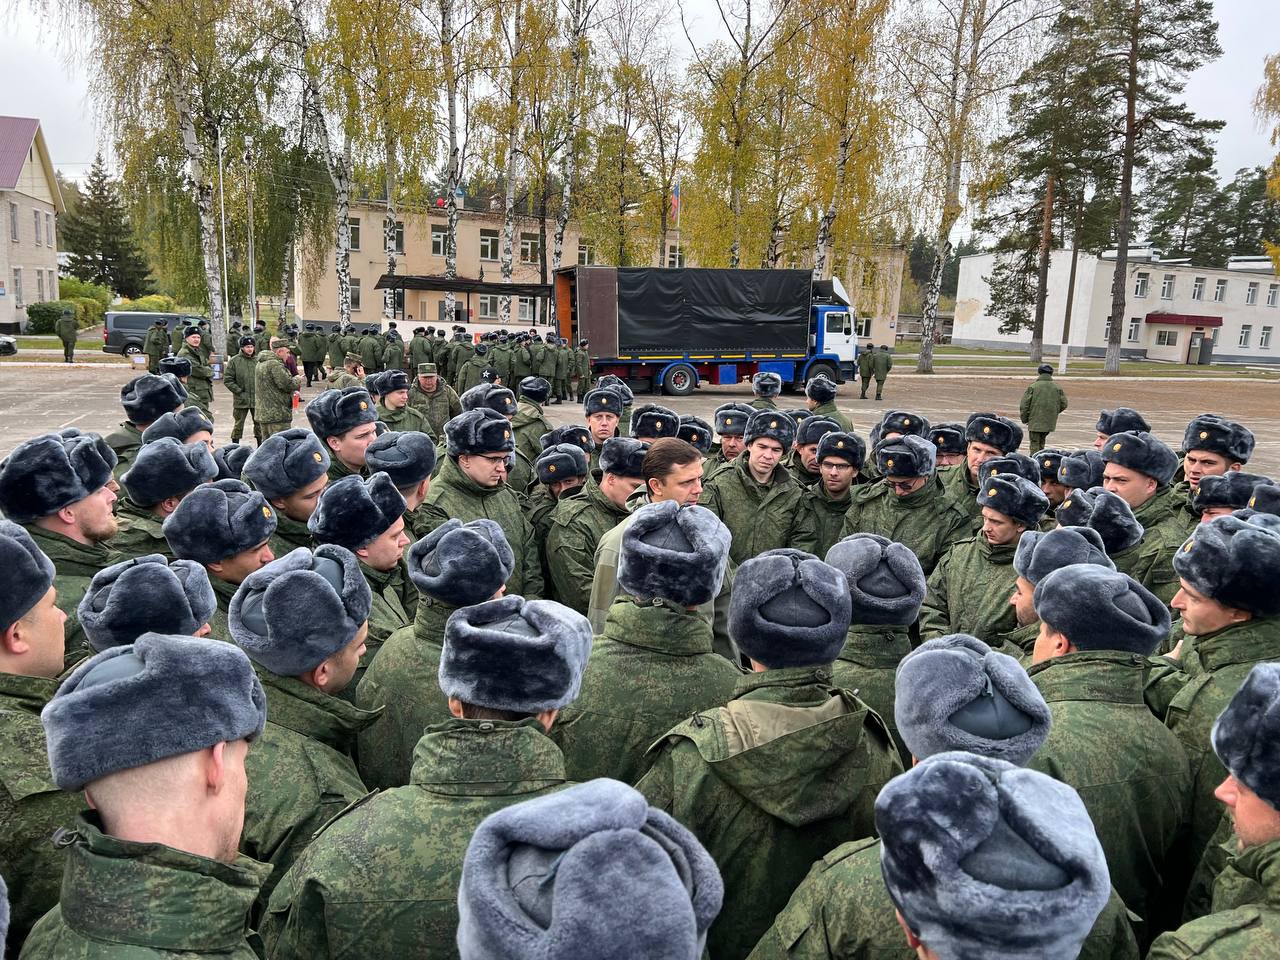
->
[0,116,40,192]
[1144,312,1223,328]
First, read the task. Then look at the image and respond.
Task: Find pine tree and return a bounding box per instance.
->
[60,154,153,298]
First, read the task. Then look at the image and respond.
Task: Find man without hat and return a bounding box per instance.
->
[261,595,590,960]
[751,371,782,409]
[1101,429,1186,603]
[554,502,741,785]
[794,431,866,557]
[1174,414,1256,525]
[856,344,875,399]
[407,362,461,436]
[703,402,755,479]
[804,374,853,430]
[242,429,330,557]
[103,373,189,479]
[26,634,269,958]
[1019,363,1068,452]
[114,438,219,560]
[1030,564,1191,936]
[700,410,804,565]
[306,386,379,482]
[919,474,1050,643]
[255,337,303,439]
[939,412,1024,532]
[1094,406,1151,449]
[176,326,215,421]
[223,336,260,444]
[1006,525,1115,656]
[786,415,840,486]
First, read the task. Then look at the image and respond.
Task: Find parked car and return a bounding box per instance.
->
[0,335,16,356]
[102,312,205,356]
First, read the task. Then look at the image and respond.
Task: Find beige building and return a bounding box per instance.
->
[0,116,63,332]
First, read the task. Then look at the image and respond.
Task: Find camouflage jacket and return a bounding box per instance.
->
[326,334,345,368]
[1019,373,1068,432]
[533,342,557,378]
[357,560,413,685]
[700,455,804,566]
[544,478,629,613]
[918,536,1020,642]
[792,481,852,559]
[553,596,742,785]
[1028,649,1193,935]
[407,335,431,370]
[143,325,169,359]
[745,836,1139,960]
[266,512,312,564]
[406,381,461,437]
[261,718,570,960]
[358,335,382,372]
[938,462,983,533]
[22,814,269,960]
[297,332,325,364]
[354,596,456,790]
[456,355,488,395]
[1134,486,1196,605]
[177,343,214,402]
[830,624,912,763]
[103,422,143,481]
[749,396,779,410]
[809,400,854,432]
[326,454,366,485]
[375,401,432,438]
[839,475,971,575]
[553,346,570,379]
[326,370,362,390]
[206,574,239,644]
[223,352,256,409]
[0,674,82,956]
[111,498,174,562]
[870,351,892,379]
[637,667,902,960]
[21,524,116,669]
[254,353,301,425]
[511,399,552,467]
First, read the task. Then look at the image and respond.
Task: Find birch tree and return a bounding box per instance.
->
[552,0,603,271]
[1259,52,1280,269]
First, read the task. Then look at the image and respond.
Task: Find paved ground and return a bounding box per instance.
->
[3,364,1278,476]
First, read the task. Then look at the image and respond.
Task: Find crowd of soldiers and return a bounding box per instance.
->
[1,328,1280,960]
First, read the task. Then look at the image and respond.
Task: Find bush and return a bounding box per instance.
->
[25,299,83,334]
[57,277,112,311]
[119,294,177,313]
[68,296,104,329]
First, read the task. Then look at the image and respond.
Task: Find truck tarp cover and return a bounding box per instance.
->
[615,267,810,354]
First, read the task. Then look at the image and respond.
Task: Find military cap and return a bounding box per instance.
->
[242,429,330,501]
[1174,514,1280,617]
[457,779,723,960]
[381,369,411,394]
[1194,471,1270,514]
[730,549,851,669]
[140,408,214,446]
[1035,565,1169,655]
[540,425,595,455]
[407,519,514,608]
[445,408,516,458]
[1249,481,1280,518]
[618,501,731,608]
[874,434,936,478]
[439,595,592,713]
[781,407,813,423]
[752,371,783,397]
[435,329,446,338]
[365,430,437,490]
[0,431,117,524]
[305,386,378,439]
[596,376,633,406]
[42,633,267,792]
[876,753,1111,960]
[1056,446,1104,490]
[965,412,1022,454]
[744,409,797,450]
[676,415,713,453]
[825,533,925,627]
[308,473,406,550]
[212,443,252,482]
[1034,448,1071,484]
[930,422,966,455]
[1037,363,1053,374]
[599,437,647,479]
[816,431,865,470]
[1013,526,1114,587]
[417,362,439,377]
[474,342,490,356]
[120,373,187,426]
[344,352,364,366]
[461,383,518,417]
[1101,430,1179,486]
[182,325,201,338]
[79,555,216,652]
[158,355,191,378]
[0,521,55,633]
[880,410,930,438]
[796,416,840,448]
[583,387,624,418]
[1183,414,1255,464]
[713,402,755,437]
[535,444,589,485]
[631,404,680,441]
[978,475,1050,528]
[162,479,277,565]
[896,633,1051,767]
[804,374,838,404]
[121,436,218,508]
[364,371,388,398]
[518,376,551,404]
[269,336,290,351]
[1212,663,1280,812]
[979,452,1041,485]
[1096,407,1150,437]
[238,335,255,349]
[1055,488,1145,554]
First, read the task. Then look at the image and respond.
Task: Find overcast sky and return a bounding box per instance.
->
[1,0,1274,184]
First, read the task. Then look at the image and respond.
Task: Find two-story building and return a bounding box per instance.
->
[0,116,63,333]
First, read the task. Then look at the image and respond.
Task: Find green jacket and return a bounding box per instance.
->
[870,350,892,379]
[326,369,362,390]
[381,340,405,372]
[253,331,272,355]
[104,422,144,481]
[534,341,557,378]
[918,536,1020,642]
[745,836,1140,960]
[177,343,214,404]
[749,396,779,410]
[839,475,971,575]
[792,481,852,558]
[407,334,432,370]
[1135,486,1197,605]
[111,498,174,561]
[358,560,413,680]
[637,667,902,960]
[553,597,742,785]
[553,345,570,378]
[261,718,570,960]
[938,462,983,533]
[1028,650,1193,935]
[265,513,312,563]
[242,668,375,916]
[510,343,532,381]
[511,399,552,466]
[406,380,461,437]
[22,814,269,960]
[375,400,431,437]
[417,457,544,599]
[1019,373,1068,433]
[326,333,345,368]
[254,352,300,425]
[700,455,804,566]
[223,351,257,410]
[358,335,382,372]
[809,400,854,432]
[143,325,169,360]
[298,331,327,363]
[1148,838,1280,959]
[355,596,456,790]
[21,525,116,669]
[1146,617,1280,870]
[0,674,82,956]
[545,478,630,613]
[830,624,912,763]
[856,350,874,377]
[455,355,489,394]
[55,315,78,344]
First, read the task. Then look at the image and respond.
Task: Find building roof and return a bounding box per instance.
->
[0,116,64,213]
[374,273,553,298]
[1144,312,1223,328]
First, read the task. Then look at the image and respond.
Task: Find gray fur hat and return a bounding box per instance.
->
[1250,481,1280,517]
[583,387,625,418]
[0,431,117,524]
[1102,430,1179,486]
[212,443,252,482]
[121,437,218,508]
[519,377,551,404]
[158,355,191,378]
[632,404,680,441]
[540,425,595,455]
[42,632,267,791]
[1035,565,1169,655]
[1055,487,1144,553]
[445,409,516,458]
[1034,448,1071,483]
[0,520,55,632]
[439,595,592,713]
[141,408,214,445]
[1013,527,1114,587]
[825,533,925,626]
[1193,471,1269,514]
[364,371,387,399]
[1096,407,1150,437]
[894,634,1051,765]
[457,778,723,960]
[930,423,966,456]
[977,475,1050,528]
[1057,450,1105,491]
[1184,414,1254,463]
[599,437,647,478]
[408,519,514,607]
[243,428,330,500]
[805,374,838,404]
[796,416,840,447]
[965,413,1022,454]
[308,473,406,550]
[677,416,714,453]
[881,410,930,438]
[1173,514,1280,617]
[817,431,865,470]
[752,371,783,397]
[79,555,216,652]
[229,545,372,676]
[366,430,438,490]
[461,383,518,418]
[730,549,851,668]
[536,444,589,485]
[874,434,936,478]
[713,402,756,437]
[382,369,411,393]
[162,479,277,565]
[121,373,187,425]
[744,410,797,450]
[595,375,633,405]
[876,753,1111,960]
[979,453,1041,485]
[305,386,378,439]
[618,502,731,607]
[1212,663,1280,811]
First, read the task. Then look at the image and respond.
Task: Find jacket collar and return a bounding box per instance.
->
[254,666,380,753]
[603,597,716,655]
[732,666,836,705]
[1026,649,1149,704]
[409,717,567,796]
[1190,617,1280,672]
[837,625,912,667]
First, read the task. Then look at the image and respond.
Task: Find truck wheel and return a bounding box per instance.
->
[807,361,838,385]
[662,364,697,397]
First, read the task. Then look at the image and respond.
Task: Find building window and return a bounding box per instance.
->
[1246,282,1259,305]
[1210,326,1220,344]
[577,242,595,265]
[1192,277,1205,300]
[519,232,540,265]
[1103,319,1113,341]
[1160,275,1175,299]
[45,212,53,248]
[1133,272,1149,297]
[1156,330,1178,347]
[33,209,41,246]
[349,278,361,311]
[8,202,16,241]
[478,294,500,320]
[1214,278,1227,302]
[1269,284,1279,308]
[854,314,872,338]
[35,270,44,301]
[1126,318,1141,342]
[348,217,361,251]
[393,221,405,255]
[1261,326,1273,349]
[12,267,23,308]
[430,224,447,257]
[517,297,537,322]
[1239,324,1252,348]
[666,244,685,268]
[480,229,499,261]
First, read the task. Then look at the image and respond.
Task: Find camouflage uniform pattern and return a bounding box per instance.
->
[176,343,215,420]
[110,499,175,561]
[830,623,913,762]
[406,381,461,437]
[357,560,413,683]
[699,455,804,566]
[544,478,630,613]
[265,513,313,563]
[511,398,552,467]
[839,475,972,575]
[374,401,432,438]
[20,524,116,668]
[918,537,1021,642]
[103,422,143,481]
[1133,486,1197,605]
[254,352,302,434]
[808,400,853,432]
[938,463,983,533]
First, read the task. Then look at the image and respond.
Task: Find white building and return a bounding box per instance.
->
[0,116,63,332]
[954,248,1280,364]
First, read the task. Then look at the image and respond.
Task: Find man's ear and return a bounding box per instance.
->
[1,622,28,656]
[206,741,228,793]
[447,697,465,719]
[894,909,922,950]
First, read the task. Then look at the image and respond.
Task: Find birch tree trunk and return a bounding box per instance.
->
[552,0,590,272]
[383,131,399,322]
[278,239,292,326]
[333,139,354,329]
[499,0,523,325]
[812,129,851,281]
[441,0,462,322]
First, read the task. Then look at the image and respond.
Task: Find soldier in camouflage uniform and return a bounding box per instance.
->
[365,429,437,545]
[785,416,838,486]
[407,363,462,437]
[1018,363,1069,452]
[380,330,405,373]
[103,373,188,480]
[326,326,346,370]
[580,387,623,471]
[114,438,219,561]
[803,374,853,431]
[526,444,589,566]
[298,322,328,385]
[703,402,754,479]
[939,412,1024,532]
[456,341,492,394]
[1174,414,1256,526]
[570,337,590,400]
[794,431,864,558]
[750,371,782,409]
[1101,430,1187,604]
[357,327,382,373]
[326,352,365,389]
[928,420,966,468]
[1006,525,1115,657]
[255,339,303,440]
[261,595,589,960]
[176,326,215,422]
[511,376,553,466]
[242,430,329,559]
[1055,485,1156,583]
[551,337,570,402]
[223,337,259,444]
[306,386,379,483]
[252,320,272,354]
[374,369,432,437]
[596,374,634,436]
[143,316,169,372]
